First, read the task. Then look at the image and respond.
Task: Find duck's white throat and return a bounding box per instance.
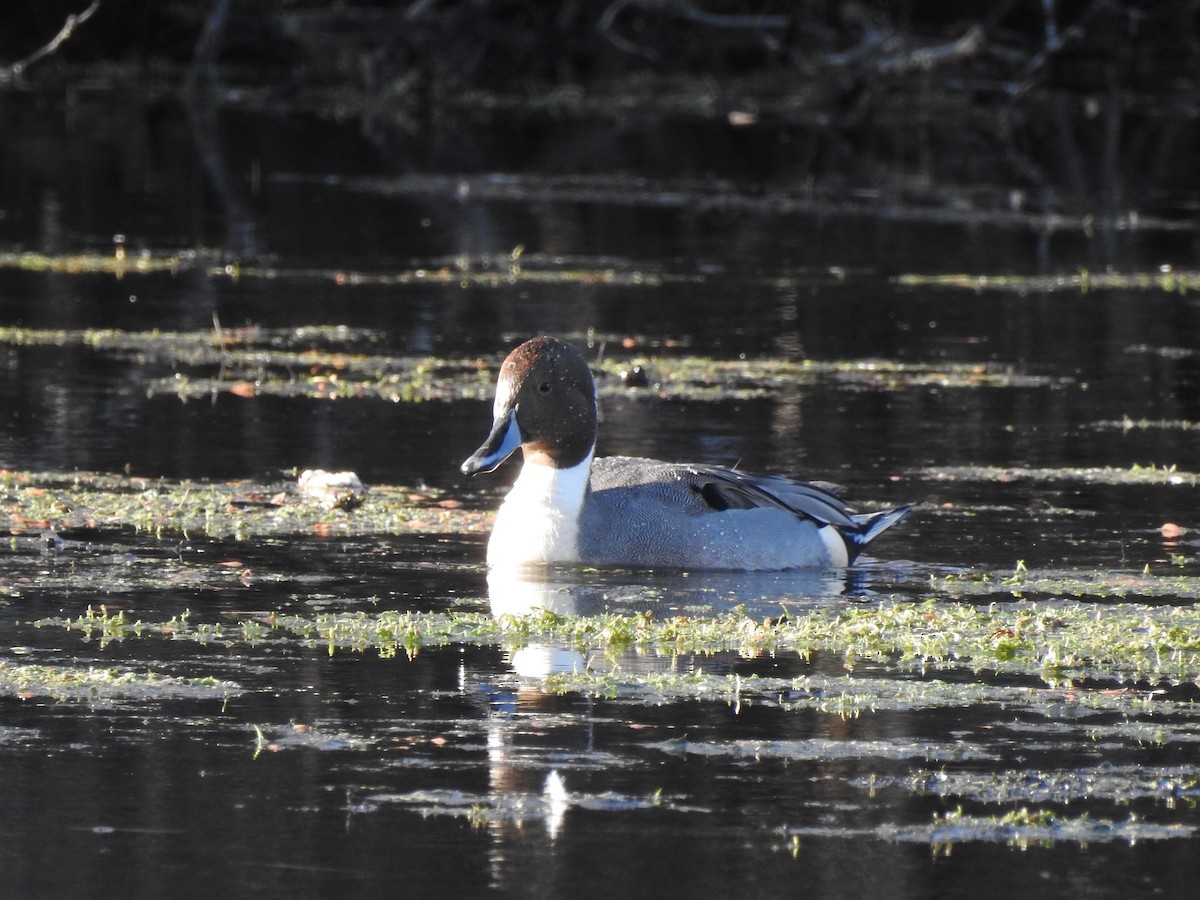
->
[486,449,594,566]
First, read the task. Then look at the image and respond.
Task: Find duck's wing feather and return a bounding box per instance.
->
[588,457,859,530]
[685,465,860,530]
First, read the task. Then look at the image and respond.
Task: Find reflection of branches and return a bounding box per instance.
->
[600,0,789,34]
[184,0,258,256]
[1017,0,1114,86]
[599,0,790,60]
[874,25,985,74]
[0,0,100,83]
[231,1,1198,120]
[600,0,961,72]
[188,0,235,89]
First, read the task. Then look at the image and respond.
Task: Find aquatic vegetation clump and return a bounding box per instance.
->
[0,660,239,702]
[37,596,1200,685]
[861,764,1200,806]
[904,807,1191,851]
[541,667,1191,724]
[895,269,1200,294]
[650,736,992,763]
[0,325,1067,404]
[783,807,1193,851]
[366,777,674,832]
[0,467,487,547]
[933,566,1200,601]
[919,463,1200,487]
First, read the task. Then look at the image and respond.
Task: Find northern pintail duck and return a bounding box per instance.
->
[461,336,912,570]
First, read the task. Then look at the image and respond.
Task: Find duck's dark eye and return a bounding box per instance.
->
[538,381,552,393]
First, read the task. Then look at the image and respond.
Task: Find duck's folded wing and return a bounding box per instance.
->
[685,465,859,530]
[588,456,862,530]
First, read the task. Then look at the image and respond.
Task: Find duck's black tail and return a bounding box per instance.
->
[844,504,914,563]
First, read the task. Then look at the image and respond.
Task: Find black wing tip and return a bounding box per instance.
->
[851,504,915,545]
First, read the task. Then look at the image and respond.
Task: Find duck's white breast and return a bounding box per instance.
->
[486,453,592,566]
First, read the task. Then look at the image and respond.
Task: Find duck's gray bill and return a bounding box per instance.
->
[460,410,522,475]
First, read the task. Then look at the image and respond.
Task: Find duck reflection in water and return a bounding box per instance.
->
[485,563,879,678]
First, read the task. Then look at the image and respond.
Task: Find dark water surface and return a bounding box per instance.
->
[2,77,1200,899]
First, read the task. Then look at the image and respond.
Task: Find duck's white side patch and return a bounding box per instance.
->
[487,450,594,566]
[817,524,850,568]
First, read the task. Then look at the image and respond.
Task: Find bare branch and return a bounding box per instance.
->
[0,0,101,83]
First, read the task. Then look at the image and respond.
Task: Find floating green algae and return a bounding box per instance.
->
[917,463,1200,487]
[933,566,1200,601]
[857,764,1200,806]
[895,268,1200,294]
[650,736,992,762]
[784,808,1194,850]
[0,325,499,402]
[0,249,670,288]
[591,355,1066,397]
[10,247,1199,302]
[1090,417,1200,433]
[35,595,1200,685]
[145,353,1071,401]
[0,325,1066,403]
[0,467,490,605]
[0,661,239,702]
[0,468,488,547]
[1006,717,1200,749]
[539,667,1189,724]
[367,777,680,829]
[0,250,194,276]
